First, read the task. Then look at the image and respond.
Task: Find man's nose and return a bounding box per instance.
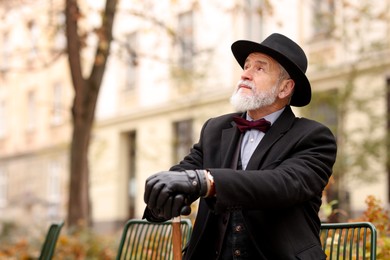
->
[241,69,252,80]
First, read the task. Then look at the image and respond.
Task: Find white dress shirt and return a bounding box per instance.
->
[240,108,285,170]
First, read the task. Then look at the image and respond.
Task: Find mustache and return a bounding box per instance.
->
[236,80,255,90]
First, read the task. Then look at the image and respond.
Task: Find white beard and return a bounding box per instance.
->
[230,80,279,112]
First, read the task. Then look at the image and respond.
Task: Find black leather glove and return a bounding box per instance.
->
[144,170,208,216]
[143,194,187,221]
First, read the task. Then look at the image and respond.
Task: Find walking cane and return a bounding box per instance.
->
[172,216,182,260]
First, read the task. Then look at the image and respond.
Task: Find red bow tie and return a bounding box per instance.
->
[233,116,271,133]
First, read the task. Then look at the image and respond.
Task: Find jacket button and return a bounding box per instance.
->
[234,225,242,232]
[234,249,241,256]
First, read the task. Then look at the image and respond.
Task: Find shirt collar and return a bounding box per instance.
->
[246,107,285,125]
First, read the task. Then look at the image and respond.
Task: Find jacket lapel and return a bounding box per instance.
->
[246,106,296,170]
[221,116,242,168]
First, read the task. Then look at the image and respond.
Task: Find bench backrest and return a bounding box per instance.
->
[320,222,377,260]
[116,218,192,260]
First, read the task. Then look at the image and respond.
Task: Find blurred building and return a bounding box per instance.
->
[0,0,389,232]
[0,0,72,225]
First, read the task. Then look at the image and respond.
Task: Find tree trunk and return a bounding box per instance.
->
[69,107,93,226]
[65,0,117,227]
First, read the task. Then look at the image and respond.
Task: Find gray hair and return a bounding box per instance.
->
[278,64,290,81]
[278,64,294,105]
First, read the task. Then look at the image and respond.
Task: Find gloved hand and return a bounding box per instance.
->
[144,170,208,217]
[143,194,187,221]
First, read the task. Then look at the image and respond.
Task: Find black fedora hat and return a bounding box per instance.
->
[231,33,311,107]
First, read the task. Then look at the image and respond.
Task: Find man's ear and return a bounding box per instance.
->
[278,79,295,99]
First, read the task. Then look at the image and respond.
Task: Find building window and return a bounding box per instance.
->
[53,12,66,51]
[173,119,193,163]
[0,31,11,73]
[27,20,39,64]
[126,131,137,219]
[305,89,338,133]
[178,11,194,71]
[47,161,61,219]
[0,100,6,138]
[125,32,138,91]
[47,161,61,203]
[244,0,263,41]
[312,0,335,37]
[304,89,339,215]
[27,90,37,132]
[51,82,63,126]
[0,168,7,208]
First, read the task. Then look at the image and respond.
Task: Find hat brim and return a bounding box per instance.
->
[231,40,311,107]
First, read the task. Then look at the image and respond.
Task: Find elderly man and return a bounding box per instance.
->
[144,33,337,259]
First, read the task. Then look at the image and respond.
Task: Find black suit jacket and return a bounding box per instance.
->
[170,106,337,259]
